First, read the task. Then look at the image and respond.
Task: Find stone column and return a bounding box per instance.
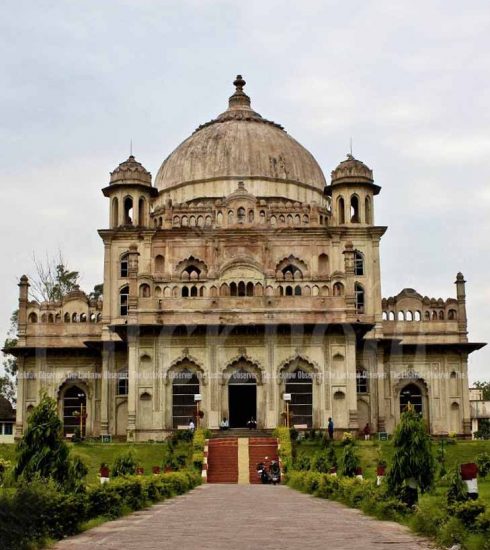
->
[15,356,26,438]
[455,273,468,341]
[100,340,111,435]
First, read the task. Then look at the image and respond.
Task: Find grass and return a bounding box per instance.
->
[0,441,177,485]
[293,438,490,504]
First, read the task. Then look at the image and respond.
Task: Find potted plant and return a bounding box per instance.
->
[99,462,110,483]
[136,466,144,475]
[152,466,161,475]
[376,459,387,477]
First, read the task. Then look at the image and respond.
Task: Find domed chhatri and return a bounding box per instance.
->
[110,155,152,186]
[155,75,326,195]
[331,154,374,185]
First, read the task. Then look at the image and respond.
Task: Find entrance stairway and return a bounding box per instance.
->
[206,438,238,483]
[206,436,279,484]
[248,437,279,484]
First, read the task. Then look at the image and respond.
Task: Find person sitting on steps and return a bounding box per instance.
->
[220,418,229,431]
[247,417,257,430]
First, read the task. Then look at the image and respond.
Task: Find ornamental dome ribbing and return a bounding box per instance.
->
[155,76,326,193]
[110,155,152,186]
[330,154,374,185]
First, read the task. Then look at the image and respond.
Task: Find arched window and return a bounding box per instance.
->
[448,309,457,320]
[181,286,189,297]
[190,286,198,297]
[406,311,414,321]
[285,369,313,428]
[62,385,86,436]
[182,265,201,280]
[79,313,87,322]
[172,370,200,428]
[123,196,133,225]
[350,195,360,223]
[318,253,329,274]
[355,283,365,313]
[382,311,388,321]
[117,369,128,396]
[333,282,344,296]
[285,285,293,296]
[246,282,254,296]
[236,207,246,223]
[294,285,302,296]
[400,383,423,415]
[354,251,364,276]
[230,282,237,297]
[228,210,234,224]
[28,312,38,323]
[72,312,78,323]
[414,311,422,321]
[120,286,129,316]
[64,312,70,323]
[432,311,438,320]
[439,311,445,320]
[155,255,164,273]
[281,265,303,280]
[259,210,266,223]
[388,311,395,321]
[424,311,431,320]
[112,197,119,227]
[139,284,151,298]
[338,197,345,224]
[120,254,129,278]
[356,369,368,393]
[365,196,372,224]
[138,197,146,226]
[238,281,246,297]
[397,311,405,321]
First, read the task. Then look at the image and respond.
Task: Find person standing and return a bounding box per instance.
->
[363,423,371,440]
[328,417,334,440]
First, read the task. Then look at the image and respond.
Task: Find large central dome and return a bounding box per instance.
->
[155,76,326,199]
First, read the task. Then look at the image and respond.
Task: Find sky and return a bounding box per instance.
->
[0,0,489,382]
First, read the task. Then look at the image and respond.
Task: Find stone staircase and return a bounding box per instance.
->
[248,437,279,484]
[206,437,239,483]
[205,435,278,484]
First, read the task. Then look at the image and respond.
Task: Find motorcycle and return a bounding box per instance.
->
[256,462,269,484]
[269,460,281,485]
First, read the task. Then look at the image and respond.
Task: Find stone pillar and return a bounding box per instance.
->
[343,242,356,320]
[127,331,138,441]
[17,275,29,342]
[345,332,358,432]
[15,356,25,438]
[455,273,468,341]
[100,341,111,435]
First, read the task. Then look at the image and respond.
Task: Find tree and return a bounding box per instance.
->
[473,380,490,401]
[1,310,18,403]
[89,283,103,301]
[29,253,80,303]
[446,466,467,505]
[14,393,71,486]
[387,406,435,505]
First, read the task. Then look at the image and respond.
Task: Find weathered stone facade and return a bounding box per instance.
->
[10,76,485,440]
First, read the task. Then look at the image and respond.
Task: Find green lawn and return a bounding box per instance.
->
[293,438,490,504]
[0,442,175,485]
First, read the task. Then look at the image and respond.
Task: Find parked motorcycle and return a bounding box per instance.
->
[256,462,269,484]
[269,460,281,485]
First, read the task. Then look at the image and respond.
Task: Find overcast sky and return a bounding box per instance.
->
[1,0,488,382]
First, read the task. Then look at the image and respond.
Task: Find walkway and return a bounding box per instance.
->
[54,485,432,550]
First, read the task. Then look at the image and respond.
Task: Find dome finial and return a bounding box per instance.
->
[233,74,246,92]
[228,74,251,110]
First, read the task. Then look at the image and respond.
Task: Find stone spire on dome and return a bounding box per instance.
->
[194,75,284,132]
[109,155,152,186]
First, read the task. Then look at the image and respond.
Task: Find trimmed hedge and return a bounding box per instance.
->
[0,471,201,550]
[288,470,490,549]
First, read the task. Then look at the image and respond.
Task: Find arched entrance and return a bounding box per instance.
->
[172,369,200,428]
[228,368,257,428]
[399,383,423,414]
[62,385,86,436]
[285,369,313,427]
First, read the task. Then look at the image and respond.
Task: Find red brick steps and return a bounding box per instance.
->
[206,438,239,483]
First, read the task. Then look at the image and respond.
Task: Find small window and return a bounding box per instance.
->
[333,282,344,296]
[3,423,13,435]
[120,254,129,278]
[356,369,368,393]
[338,197,345,224]
[350,195,360,223]
[354,251,364,276]
[294,285,302,296]
[120,286,129,316]
[139,284,151,298]
[355,283,365,313]
[117,370,128,396]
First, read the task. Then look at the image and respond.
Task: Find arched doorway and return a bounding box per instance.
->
[399,383,423,414]
[285,369,313,427]
[172,369,200,428]
[62,385,87,436]
[228,368,257,428]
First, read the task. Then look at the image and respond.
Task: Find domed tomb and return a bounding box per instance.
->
[155,76,327,204]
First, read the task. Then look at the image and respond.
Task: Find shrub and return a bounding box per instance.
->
[410,497,448,537]
[112,451,137,477]
[294,454,311,471]
[326,444,338,469]
[274,427,292,473]
[87,483,123,519]
[312,452,330,473]
[450,499,486,530]
[476,452,490,478]
[437,516,467,547]
[446,466,467,505]
[340,443,360,477]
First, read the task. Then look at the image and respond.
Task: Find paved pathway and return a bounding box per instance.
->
[54,485,432,550]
